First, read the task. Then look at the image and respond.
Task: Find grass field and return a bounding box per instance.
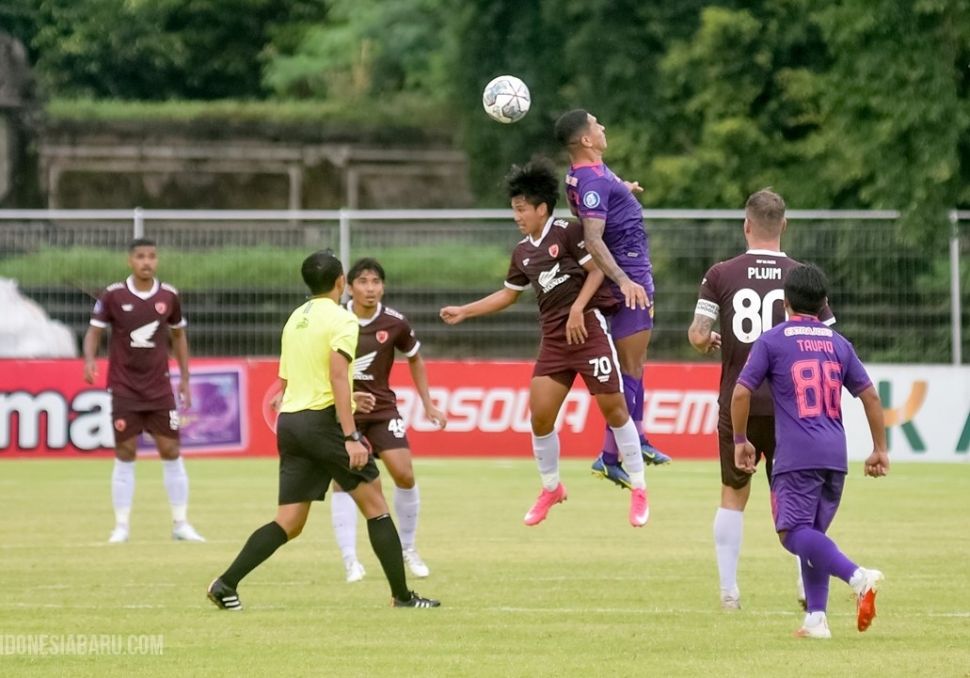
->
[1,458,968,677]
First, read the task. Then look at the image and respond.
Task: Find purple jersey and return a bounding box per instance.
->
[695,250,834,415]
[564,162,652,279]
[505,217,618,336]
[347,302,419,423]
[90,276,185,409]
[737,315,872,475]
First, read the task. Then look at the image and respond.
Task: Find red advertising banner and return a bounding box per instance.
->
[0,359,720,459]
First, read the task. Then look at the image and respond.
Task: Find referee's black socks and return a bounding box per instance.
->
[220,521,288,589]
[367,513,411,601]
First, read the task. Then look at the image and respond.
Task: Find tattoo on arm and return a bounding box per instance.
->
[582,218,628,285]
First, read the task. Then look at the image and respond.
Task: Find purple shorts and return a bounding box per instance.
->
[770,469,845,534]
[608,269,655,340]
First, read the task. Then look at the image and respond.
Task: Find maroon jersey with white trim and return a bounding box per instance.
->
[505,217,618,337]
[694,250,834,415]
[348,302,419,423]
[90,277,185,408]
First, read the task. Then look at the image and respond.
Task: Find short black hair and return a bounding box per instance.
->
[301,249,343,295]
[784,263,828,316]
[554,109,590,147]
[505,157,559,213]
[347,257,386,283]
[128,238,156,251]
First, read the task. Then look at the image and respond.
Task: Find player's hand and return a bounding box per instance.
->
[623,180,644,195]
[565,307,588,345]
[734,441,757,475]
[178,380,192,410]
[863,449,890,477]
[619,280,649,310]
[706,331,722,353]
[353,391,376,414]
[83,359,97,384]
[269,390,284,412]
[425,405,447,430]
[439,306,466,325]
[345,440,369,470]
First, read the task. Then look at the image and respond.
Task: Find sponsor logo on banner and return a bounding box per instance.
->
[0,390,114,451]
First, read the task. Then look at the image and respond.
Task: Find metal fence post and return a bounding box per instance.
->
[338,207,351,274]
[133,206,144,239]
[950,209,962,365]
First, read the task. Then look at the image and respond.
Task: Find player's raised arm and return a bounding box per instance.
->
[439,287,520,325]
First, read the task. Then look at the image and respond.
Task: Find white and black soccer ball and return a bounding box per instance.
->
[482,75,531,124]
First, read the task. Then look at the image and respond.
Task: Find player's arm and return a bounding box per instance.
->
[565,260,606,345]
[330,349,368,469]
[688,313,721,354]
[439,287,520,324]
[270,378,287,411]
[729,383,757,474]
[858,385,890,477]
[580,217,647,310]
[82,325,103,384]
[170,326,192,409]
[407,353,446,429]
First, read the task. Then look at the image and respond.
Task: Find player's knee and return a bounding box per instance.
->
[393,469,415,489]
[530,415,556,436]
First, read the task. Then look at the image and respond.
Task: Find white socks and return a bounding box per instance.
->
[714,507,744,596]
[532,432,561,490]
[161,457,190,524]
[111,459,135,526]
[394,485,420,551]
[609,419,646,489]
[331,490,359,563]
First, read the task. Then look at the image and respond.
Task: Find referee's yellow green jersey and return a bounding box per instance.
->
[278,297,359,413]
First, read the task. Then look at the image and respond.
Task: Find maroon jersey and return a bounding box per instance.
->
[90,276,185,409]
[505,217,618,337]
[348,302,419,423]
[695,249,834,415]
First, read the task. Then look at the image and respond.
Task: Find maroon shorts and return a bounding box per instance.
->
[357,415,410,456]
[718,408,775,489]
[534,309,622,395]
[111,397,180,443]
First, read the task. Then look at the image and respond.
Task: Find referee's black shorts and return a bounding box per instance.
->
[276,407,379,505]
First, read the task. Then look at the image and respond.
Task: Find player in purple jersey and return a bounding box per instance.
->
[554,109,672,489]
[731,264,888,639]
[688,189,835,610]
[329,257,448,583]
[83,238,204,544]
[440,158,650,528]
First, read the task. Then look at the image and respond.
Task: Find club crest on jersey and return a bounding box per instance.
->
[155,302,167,315]
[121,304,133,312]
[114,418,126,432]
[548,244,559,258]
[582,191,601,209]
[523,258,530,266]
[376,330,389,344]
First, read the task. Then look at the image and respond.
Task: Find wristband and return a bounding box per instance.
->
[733,433,748,445]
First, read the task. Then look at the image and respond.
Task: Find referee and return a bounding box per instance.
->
[207,250,439,610]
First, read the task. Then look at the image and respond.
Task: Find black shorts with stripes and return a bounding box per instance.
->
[276,407,379,505]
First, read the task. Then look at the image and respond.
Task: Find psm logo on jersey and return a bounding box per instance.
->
[155,302,167,315]
[376,330,389,344]
[114,418,127,432]
[548,244,559,258]
[582,191,601,209]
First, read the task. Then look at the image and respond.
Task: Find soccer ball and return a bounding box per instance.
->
[482,75,531,124]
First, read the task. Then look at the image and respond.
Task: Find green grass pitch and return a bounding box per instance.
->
[1,458,968,677]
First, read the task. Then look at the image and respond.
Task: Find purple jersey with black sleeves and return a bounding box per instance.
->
[564,162,652,279]
[736,315,872,475]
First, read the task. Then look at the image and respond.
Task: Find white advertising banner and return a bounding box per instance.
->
[842,365,970,462]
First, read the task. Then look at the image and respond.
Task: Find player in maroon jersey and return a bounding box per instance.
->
[328,257,448,583]
[83,238,204,544]
[687,189,833,609]
[440,157,650,528]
